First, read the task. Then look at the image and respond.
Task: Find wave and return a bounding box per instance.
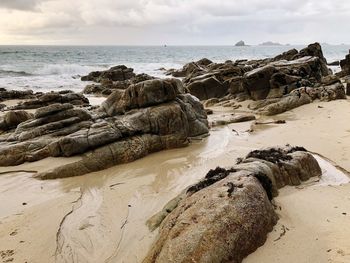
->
[33,64,102,76]
[0,69,33,77]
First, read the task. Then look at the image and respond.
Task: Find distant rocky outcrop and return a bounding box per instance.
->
[144,146,322,263]
[235,40,246,47]
[0,79,209,178]
[259,41,283,46]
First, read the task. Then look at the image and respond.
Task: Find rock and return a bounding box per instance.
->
[186,76,229,100]
[0,88,35,102]
[0,111,33,131]
[339,50,350,76]
[9,91,89,110]
[211,114,256,127]
[243,57,328,100]
[196,58,213,67]
[321,75,341,86]
[83,73,156,96]
[273,48,298,61]
[347,83,350,96]
[101,78,182,116]
[0,79,209,177]
[143,146,321,263]
[292,42,329,75]
[256,84,346,115]
[243,65,278,100]
[81,65,135,82]
[235,40,246,46]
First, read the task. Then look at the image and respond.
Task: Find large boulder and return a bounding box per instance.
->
[0,88,35,102]
[101,78,182,116]
[144,146,322,263]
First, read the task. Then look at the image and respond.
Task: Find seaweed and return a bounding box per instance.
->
[187,167,236,194]
[246,148,292,164]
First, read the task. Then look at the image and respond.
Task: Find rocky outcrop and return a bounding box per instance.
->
[8,91,89,110]
[254,83,346,115]
[81,65,135,82]
[144,146,321,263]
[0,79,209,178]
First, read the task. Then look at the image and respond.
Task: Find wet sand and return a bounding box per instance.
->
[0,98,350,262]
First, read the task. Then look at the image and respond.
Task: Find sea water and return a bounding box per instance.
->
[0,45,349,92]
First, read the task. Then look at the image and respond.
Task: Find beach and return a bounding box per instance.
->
[1,96,349,262]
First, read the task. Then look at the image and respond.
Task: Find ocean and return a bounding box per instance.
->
[0,45,349,92]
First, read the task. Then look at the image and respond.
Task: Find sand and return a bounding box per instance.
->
[0,98,349,263]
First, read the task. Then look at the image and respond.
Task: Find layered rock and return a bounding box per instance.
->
[254,83,346,115]
[8,91,89,110]
[144,146,322,263]
[0,79,209,178]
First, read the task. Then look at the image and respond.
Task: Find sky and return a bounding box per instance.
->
[0,0,349,45]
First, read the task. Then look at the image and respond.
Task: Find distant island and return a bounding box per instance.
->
[234,40,247,47]
[259,41,283,46]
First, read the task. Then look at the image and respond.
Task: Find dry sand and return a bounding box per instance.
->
[0,98,349,263]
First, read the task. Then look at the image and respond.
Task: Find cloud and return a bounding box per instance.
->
[0,0,350,44]
[0,0,48,10]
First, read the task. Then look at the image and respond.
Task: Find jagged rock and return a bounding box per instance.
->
[273,48,298,61]
[9,91,89,110]
[144,146,321,263]
[196,58,213,67]
[0,79,209,177]
[186,76,229,100]
[0,111,33,131]
[243,57,328,100]
[81,65,135,82]
[292,43,329,75]
[83,73,155,96]
[101,78,182,116]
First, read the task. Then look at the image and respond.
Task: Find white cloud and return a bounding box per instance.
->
[0,0,349,44]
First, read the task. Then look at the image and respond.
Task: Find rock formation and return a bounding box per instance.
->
[144,146,322,263]
[0,79,209,178]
